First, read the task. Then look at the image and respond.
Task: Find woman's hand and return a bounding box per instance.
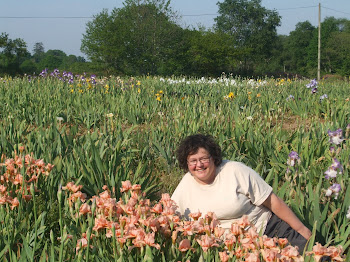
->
[298,226,312,240]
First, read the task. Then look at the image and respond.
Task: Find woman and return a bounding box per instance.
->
[171,134,312,253]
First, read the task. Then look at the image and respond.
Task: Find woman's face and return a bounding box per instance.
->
[187,147,216,185]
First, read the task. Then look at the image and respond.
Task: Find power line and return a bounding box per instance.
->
[274,5,318,11]
[0,5,348,19]
[182,14,217,17]
[0,16,92,19]
[322,6,350,16]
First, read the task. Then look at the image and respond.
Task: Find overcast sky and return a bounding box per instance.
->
[1,0,349,57]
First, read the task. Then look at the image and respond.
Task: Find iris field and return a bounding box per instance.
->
[0,70,349,261]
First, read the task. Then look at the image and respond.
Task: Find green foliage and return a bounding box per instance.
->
[32,42,45,63]
[81,0,182,75]
[283,21,316,75]
[0,74,349,260]
[215,0,281,74]
[324,32,350,76]
[38,49,67,70]
[20,60,38,74]
[182,29,237,76]
[0,32,30,76]
[4,2,350,78]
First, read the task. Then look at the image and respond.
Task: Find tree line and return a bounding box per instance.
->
[1,0,350,78]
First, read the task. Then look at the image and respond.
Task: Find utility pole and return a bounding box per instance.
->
[317,3,321,81]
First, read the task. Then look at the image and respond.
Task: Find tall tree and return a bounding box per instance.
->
[307,17,350,76]
[38,49,67,70]
[323,31,350,76]
[81,0,183,75]
[0,33,29,75]
[284,21,315,75]
[183,28,237,76]
[32,42,45,63]
[214,0,281,75]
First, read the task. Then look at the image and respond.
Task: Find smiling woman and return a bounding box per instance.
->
[171,134,313,254]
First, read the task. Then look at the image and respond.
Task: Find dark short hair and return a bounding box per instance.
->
[176,134,222,171]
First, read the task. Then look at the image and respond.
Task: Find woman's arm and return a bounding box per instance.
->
[262,192,312,240]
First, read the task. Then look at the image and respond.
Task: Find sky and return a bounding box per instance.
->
[1,0,350,58]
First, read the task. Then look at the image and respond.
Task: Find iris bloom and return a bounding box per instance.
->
[325,183,341,199]
[286,95,295,101]
[219,251,230,262]
[120,180,132,193]
[320,94,328,101]
[196,234,219,252]
[189,211,202,221]
[63,182,83,193]
[178,239,192,252]
[306,242,328,261]
[328,129,344,145]
[306,79,317,88]
[287,151,300,167]
[324,158,343,179]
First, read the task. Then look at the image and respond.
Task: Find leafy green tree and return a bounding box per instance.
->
[324,31,350,76]
[81,0,183,75]
[254,34,286,77]
[0,33,30,76]
[306,17,348,76]
[20,59,38,74]
[38,49,67,70]
[183,28,237,76]
[33,42,45,63]
[214,0,281,75]
[283,21,315,75]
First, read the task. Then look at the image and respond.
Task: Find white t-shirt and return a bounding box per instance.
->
[171,160,273,233]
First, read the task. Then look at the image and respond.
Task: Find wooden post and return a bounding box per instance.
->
[317,3,321,81]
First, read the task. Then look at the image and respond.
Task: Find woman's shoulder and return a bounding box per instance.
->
[171,172,194,200]
[172,172,194,191]
[218,160,260,178]
[219,160,251,171]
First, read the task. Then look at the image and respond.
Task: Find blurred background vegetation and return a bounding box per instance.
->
[1,0,350,78]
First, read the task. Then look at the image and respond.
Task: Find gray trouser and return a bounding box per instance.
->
[264,212,308,253]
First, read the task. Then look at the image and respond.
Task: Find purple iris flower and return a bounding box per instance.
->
[306,79,318,88]
[320,94,328,101]
[330,158,343,171]
[311,87,318,94]
[328,129,344,145]
[53,69,60,76]
[324,158,343,179]
[286,95,295,101]
[39,68,48,77]
[325,183,341,199]
[287,151,300,167]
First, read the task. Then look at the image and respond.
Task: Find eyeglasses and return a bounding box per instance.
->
[187,156,211,166]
